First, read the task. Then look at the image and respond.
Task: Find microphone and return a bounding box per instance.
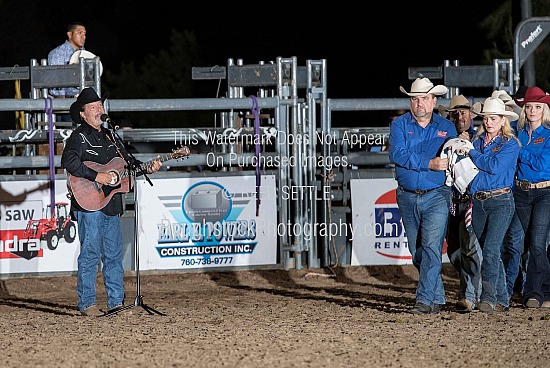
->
[100,114,119,130]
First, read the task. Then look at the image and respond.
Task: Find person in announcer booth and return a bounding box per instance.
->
[388,78,457,315]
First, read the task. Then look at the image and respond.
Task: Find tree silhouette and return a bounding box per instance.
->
[102,29,215,128]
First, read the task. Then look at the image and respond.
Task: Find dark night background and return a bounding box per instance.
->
[0,0,545,128]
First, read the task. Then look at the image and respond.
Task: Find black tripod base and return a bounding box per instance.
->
[103,295,166,317]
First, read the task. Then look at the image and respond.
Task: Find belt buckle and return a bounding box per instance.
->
[453,194,468,202]
[414,189,426,195]
[475,192,488,200]
[519,180,530,191]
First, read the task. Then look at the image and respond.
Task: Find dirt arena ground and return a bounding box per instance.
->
[0,264,549,368]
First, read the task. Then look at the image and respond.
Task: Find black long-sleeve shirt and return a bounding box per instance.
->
[61,123,134,216]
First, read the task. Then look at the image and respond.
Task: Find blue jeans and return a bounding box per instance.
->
[514,187,550,304]
[73,210,125,311]
[397,186,450,307]
[447,199,481,306]
[471,192,514,308]
[501,211,524,299]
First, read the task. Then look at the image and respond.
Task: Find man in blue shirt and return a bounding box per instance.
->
[445,95,481,312]
[389,78,457,314]
[47,22,87,122]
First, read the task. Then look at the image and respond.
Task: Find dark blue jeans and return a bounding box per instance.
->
[447,199,481,306]
[396,186,450,307]
[73,210,125,311]
[514,187,550,304]
[501,211,525,299]
[471,191,515,308]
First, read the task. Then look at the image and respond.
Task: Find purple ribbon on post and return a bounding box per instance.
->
[45,97,55,217]
[250,95,261,216]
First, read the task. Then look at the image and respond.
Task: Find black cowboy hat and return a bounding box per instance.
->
[69,87,103,124]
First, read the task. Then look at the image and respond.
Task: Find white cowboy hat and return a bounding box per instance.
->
[491,90,521,115]
[399,77,448,97]
[69,50,103,76]
[476,97,519,121]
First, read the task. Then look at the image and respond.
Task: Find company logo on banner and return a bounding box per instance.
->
[0,180,79,274]
[136,175,277,271]
[0,201,43,260]
[161,181,257,256]
[516,18,550,67]
[350,178,449,266]
[350,178,411,266]
[372,189,410,260]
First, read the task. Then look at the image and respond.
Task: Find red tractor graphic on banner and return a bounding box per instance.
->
[23,202,77,251]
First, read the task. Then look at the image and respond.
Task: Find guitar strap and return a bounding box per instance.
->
[105,131,133,191]
[106,130,126,160]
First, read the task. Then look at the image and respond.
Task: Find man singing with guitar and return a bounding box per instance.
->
[61,87,163,317]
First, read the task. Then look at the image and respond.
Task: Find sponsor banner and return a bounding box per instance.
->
[136,175,278,270]
[350,178,449,266]
[517,18,550,67]
[0,180,79,274]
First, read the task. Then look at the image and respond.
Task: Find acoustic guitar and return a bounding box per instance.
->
[67,147,190,211]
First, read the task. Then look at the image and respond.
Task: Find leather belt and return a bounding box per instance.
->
[515,179,550,191]
[473,187,511,201]
[452,193,470,202]
[401,186,441,195]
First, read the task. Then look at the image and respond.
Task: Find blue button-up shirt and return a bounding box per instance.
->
[47,40,83,97]
[468,134,520,193]
[465,125,477,140]
[516,124,550,183]
[389,112,457,190]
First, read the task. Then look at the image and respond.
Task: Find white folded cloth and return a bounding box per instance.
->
[440,138,479,194]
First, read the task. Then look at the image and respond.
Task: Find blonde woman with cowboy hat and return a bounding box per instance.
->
[492,89,526,305]
[457,97,520,314]
[389,78,457,315]
[513,86,550,309]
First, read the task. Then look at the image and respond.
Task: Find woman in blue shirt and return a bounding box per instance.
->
[458,97,520,314]
[513,87,550,309]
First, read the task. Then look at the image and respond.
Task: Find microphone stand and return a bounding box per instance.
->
[103,125,166,317]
